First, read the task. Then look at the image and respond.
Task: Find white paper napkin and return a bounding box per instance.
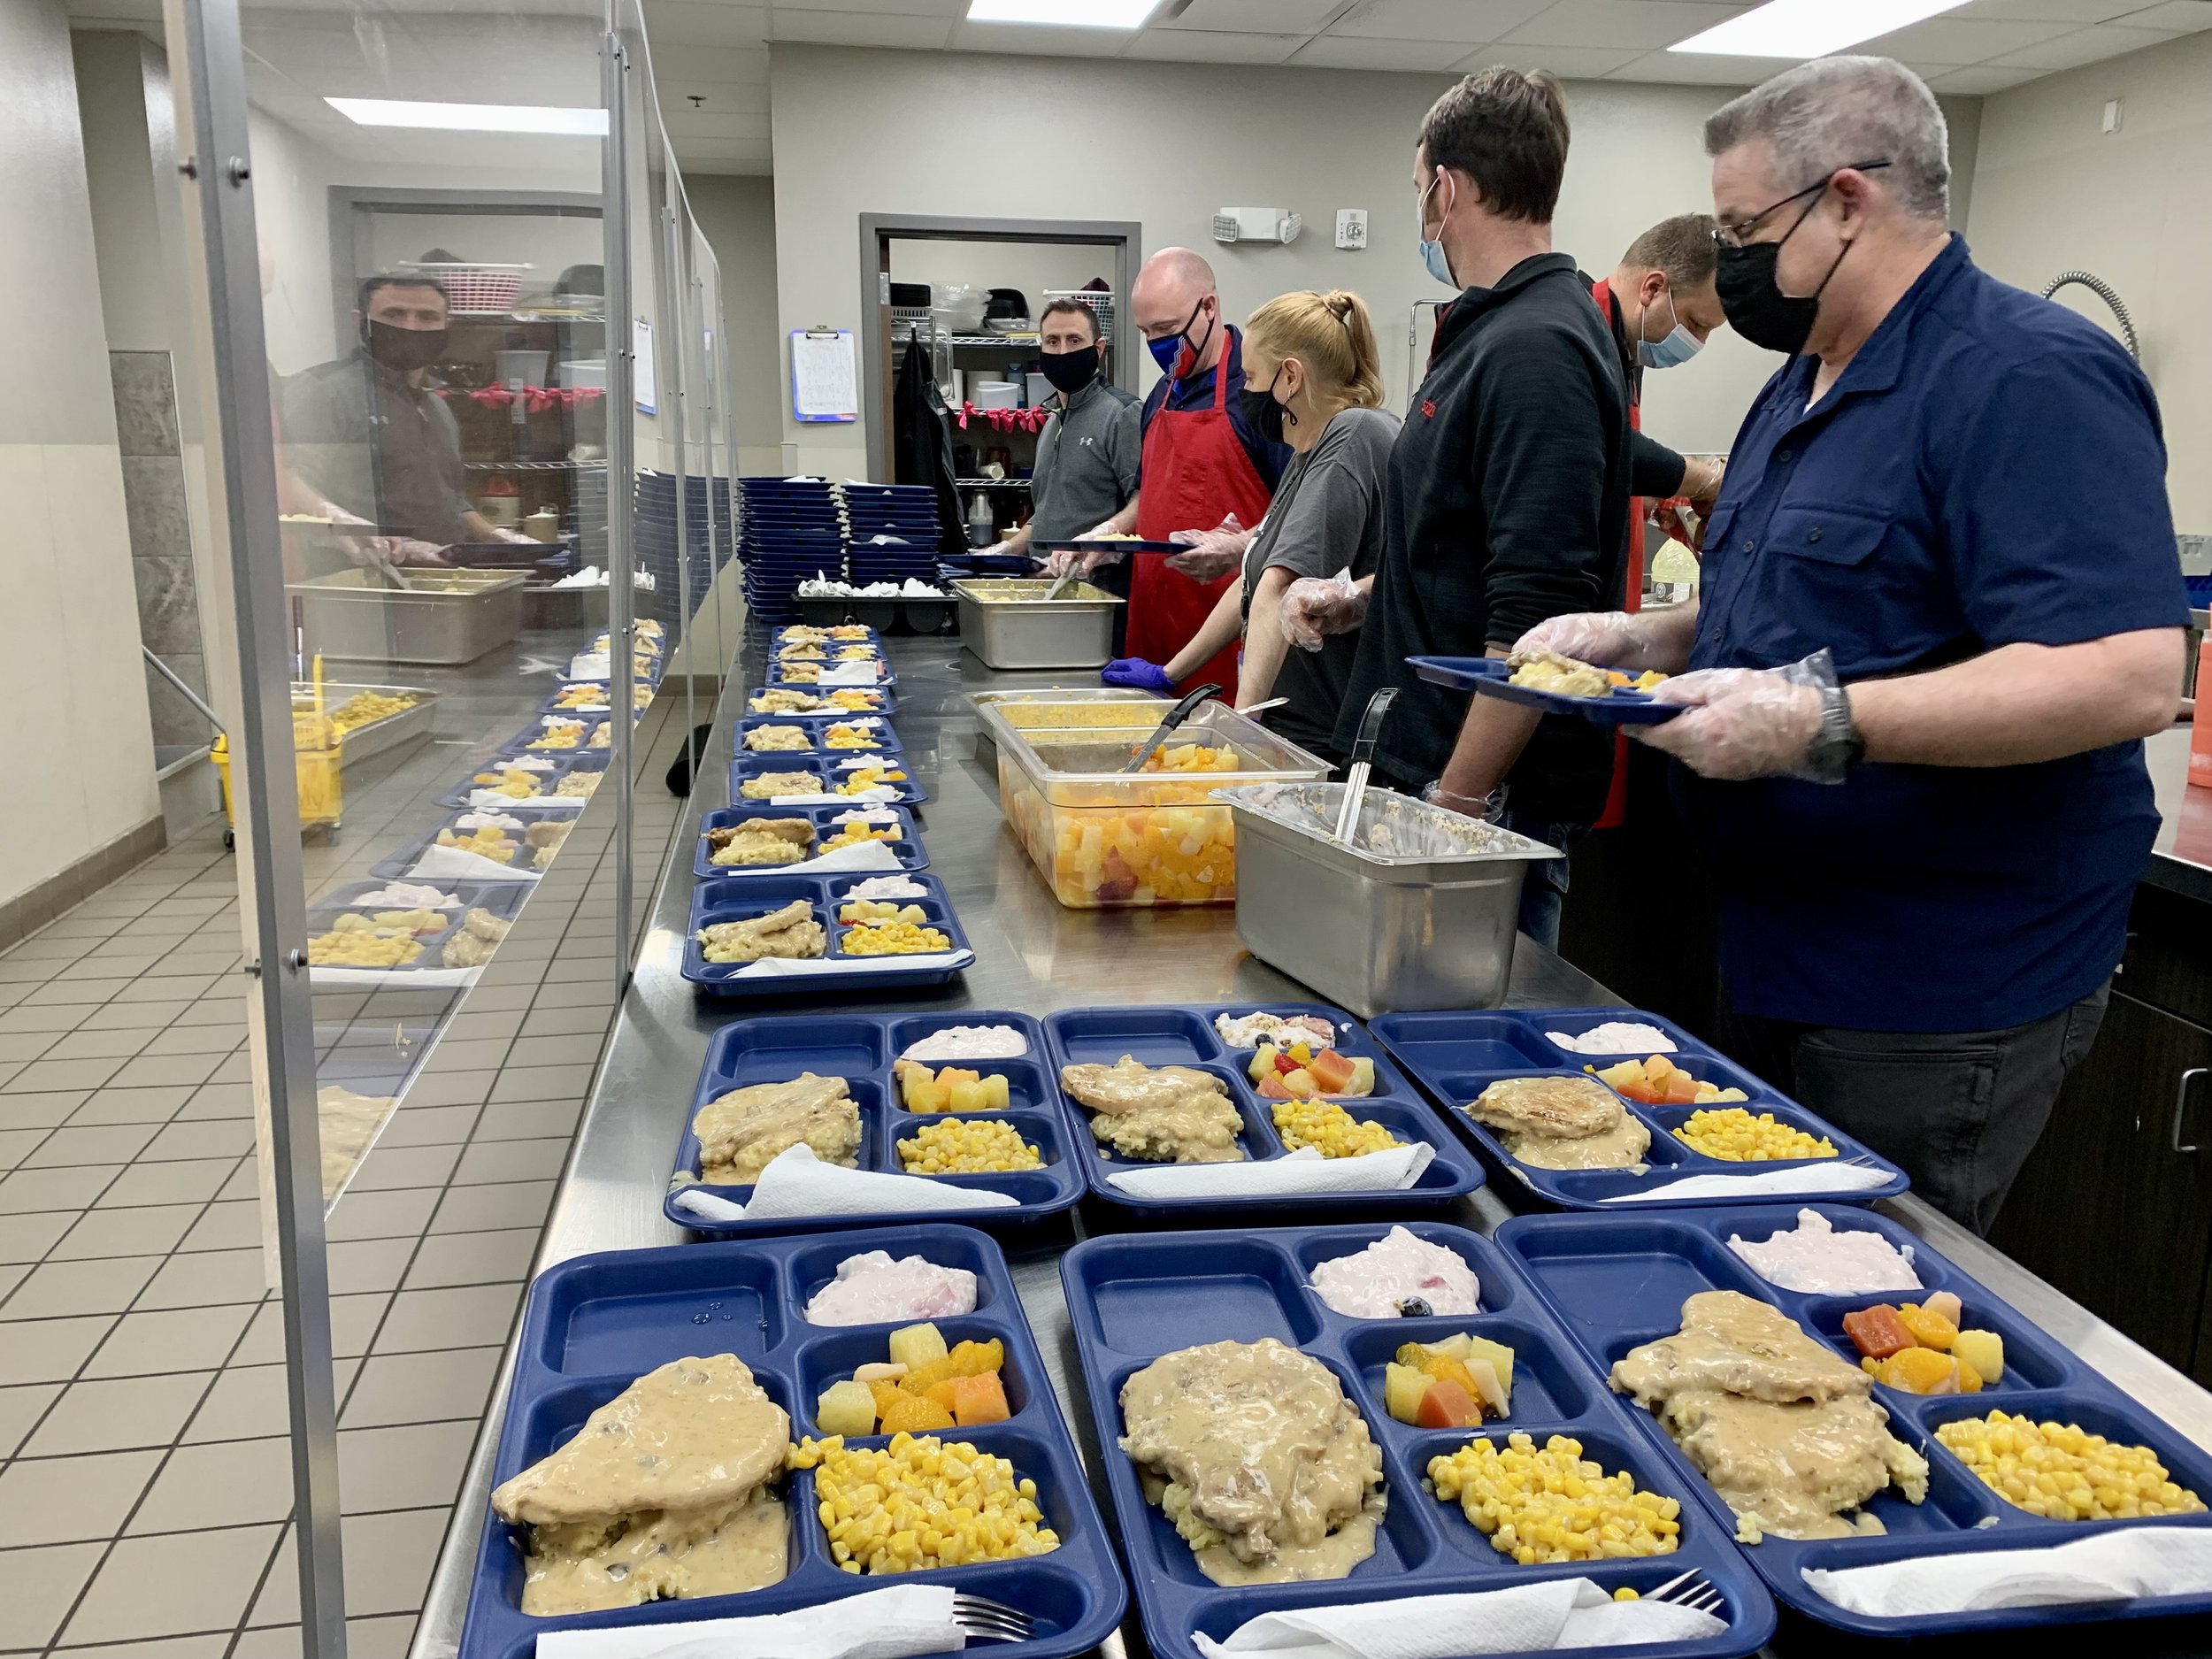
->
[672,1144,1021,1223]
[404,844,537,881]
[467,789,582,812]
[772,788,897,806]
[818,663,883,686]
[537,1585,966,1659]
[1601,1162,1891,1205]
[1801,1526,2212,1617]
[705,841,903,878]
[1192,1577,1725,1659]
[1108,1142,1434,1201]
[719,950,973,980]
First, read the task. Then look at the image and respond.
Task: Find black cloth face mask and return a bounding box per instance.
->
[364,319,449,373]
[1238,367,1291,446]
[1716,162,1888,356]
[1039,344,1099,395]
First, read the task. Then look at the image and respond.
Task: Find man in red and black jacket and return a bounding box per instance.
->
[1339,67,1633,949]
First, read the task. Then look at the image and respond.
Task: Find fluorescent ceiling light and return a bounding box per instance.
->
[1671,0,1970,58]
[325,97,609,135]
[965,0,1164,27]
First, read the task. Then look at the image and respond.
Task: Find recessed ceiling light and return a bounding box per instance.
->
[965,0,1165,27]
[1671,0,1970,59]
[325,97,609,135]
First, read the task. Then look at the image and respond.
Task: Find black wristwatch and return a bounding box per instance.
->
[1804,684,1864,784]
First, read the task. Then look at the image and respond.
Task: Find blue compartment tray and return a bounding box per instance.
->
[1041,1003,1483,1218]
[731,750,926,807]
[682,872,970,997]
[303,882,526,979]
[369,806,577,881]
[736,713,902,756]
[459,1225,1125,1659]
[1408,656,1682,725]
[436,750,608,810]
[1496,1205,2212,1637]
[669,1011,1079,1235]
[743,684,897,719]
[694,804,926,880]
[1369,1007,1909,1210]
[1061,1222,1773,1659]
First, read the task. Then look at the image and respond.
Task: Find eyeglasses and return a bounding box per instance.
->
[1714,160,1891,249]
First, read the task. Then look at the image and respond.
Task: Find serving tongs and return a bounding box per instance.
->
[1332,687,1400,843]
[1122,682,1224,772]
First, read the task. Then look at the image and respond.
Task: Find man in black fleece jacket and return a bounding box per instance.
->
[1338,67,1632,947]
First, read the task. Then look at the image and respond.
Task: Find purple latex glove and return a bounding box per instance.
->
[1102,658,1175,694]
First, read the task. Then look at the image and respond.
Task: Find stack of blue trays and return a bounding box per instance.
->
[840,482,944,588]
[738,477,846,622]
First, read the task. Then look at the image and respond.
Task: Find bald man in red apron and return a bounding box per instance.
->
[1087,249,1289,701]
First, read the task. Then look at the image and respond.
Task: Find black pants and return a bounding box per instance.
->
[1718,985,2111,1237]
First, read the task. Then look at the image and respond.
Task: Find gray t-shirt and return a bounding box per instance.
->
[1027,377,1141,545]
[1241,405,1402,758]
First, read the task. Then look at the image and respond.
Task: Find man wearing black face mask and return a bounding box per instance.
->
[989,298,1138,578]
[280,273,526,561]
[1517,57,2189,1234]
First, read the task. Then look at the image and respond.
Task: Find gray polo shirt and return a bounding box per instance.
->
[1026,376,1140,544]
[280,350,474,544]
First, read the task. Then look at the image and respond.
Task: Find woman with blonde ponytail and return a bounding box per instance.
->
[1115,288,1400,760]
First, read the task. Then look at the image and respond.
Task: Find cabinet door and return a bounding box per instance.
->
[1990,990,2212,1373]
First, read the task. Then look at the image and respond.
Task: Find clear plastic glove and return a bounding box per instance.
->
[1279,571,1367,651]
[490,526,538,545]
[1512,611,1663,671]
[1420,780,1501,822]
[1165,513,1246,581]
[1632,650,1838,781]
[1042,546,1114,578]
[1102,657,1175,694]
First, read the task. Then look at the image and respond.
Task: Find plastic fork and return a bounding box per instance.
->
[952,1594,1035,1642]
[1332,686,1400,843]
[1646,1567,1726,1617]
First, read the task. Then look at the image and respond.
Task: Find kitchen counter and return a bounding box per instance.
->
[410,635,2212,1659]
[2147,724,2212,903]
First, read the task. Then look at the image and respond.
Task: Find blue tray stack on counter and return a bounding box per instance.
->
[694,803,927,879]
[840,481,946,594]
[738,477,848,625]
[436,750,610,810]
[1043,1003,1484,1219]
[683,872,970,996]
[667,1012,1082,1235]
[459,1224,1127,1659]
[1497,1205,2212,1639]
[1369,1006,1909,1210]
[1061,1221,1775,1659]
[731,750,926,807]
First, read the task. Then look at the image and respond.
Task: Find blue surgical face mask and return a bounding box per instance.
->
[1417,172,1457,289]
[1635,285,1704,370]
[1148,298,1212,381]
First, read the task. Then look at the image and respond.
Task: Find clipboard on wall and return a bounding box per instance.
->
[790,326,858,423]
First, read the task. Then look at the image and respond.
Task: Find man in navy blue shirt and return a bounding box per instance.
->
[1521,57,2188,1233]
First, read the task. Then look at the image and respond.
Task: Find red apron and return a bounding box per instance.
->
[1590,276,1642,832]
[1129,339,1275,700]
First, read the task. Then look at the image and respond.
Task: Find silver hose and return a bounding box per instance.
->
[2041,270,2139,364]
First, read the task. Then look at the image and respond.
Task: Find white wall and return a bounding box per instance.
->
[1966,29,2211,533]
[687,173,787,474]
[0,0,160,902]
[765,44,1886,479]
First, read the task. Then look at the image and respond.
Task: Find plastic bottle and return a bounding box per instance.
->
[1648,537,1700,607]
[2191,634,2212,790]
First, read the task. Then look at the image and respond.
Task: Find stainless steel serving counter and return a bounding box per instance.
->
[411,636,2212,1659]
[2147,725,2212,903]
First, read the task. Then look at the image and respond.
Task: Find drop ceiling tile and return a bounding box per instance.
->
[1862,14,2080,59]
[1125,27,1308,61]
[1331,0,1554,44]
[1961,0,2162,18]
[771,0,963,13]
[767,10,955,46]
[1459,42,1644,75]
[948,19,1134,51]
[2111,0,2212,28]
[661,111,772,139]
[1289,33,1464,67]
[1990,20,2180,61]
[1605,46,1786,84]
[639,2,770,47]
[1164,0,1347,28]
[1503,0,1747,50]
[655,46,772,81]
[1926,62,2045,88]
[657,81,772,114]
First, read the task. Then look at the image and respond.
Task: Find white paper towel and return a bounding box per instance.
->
[1108,1142,1433,1201]
[1191,1578,1725,1659]
[672,1144,1021,1223]
[1601,1162,1892,1205]
[1801,1526,2212,1617]
[536,1585,965,1659]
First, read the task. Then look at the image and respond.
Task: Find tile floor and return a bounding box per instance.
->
[0,703,694,1659]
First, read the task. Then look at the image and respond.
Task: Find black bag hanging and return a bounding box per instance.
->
[892,332,964,553]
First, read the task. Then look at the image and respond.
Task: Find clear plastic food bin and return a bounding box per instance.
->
[981,702,1330,908]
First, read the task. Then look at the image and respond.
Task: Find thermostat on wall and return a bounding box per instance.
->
[1212,208,1302,245]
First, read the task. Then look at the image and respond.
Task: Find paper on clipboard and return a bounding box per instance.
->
[634,319,657,414]
[791,328,857,422]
